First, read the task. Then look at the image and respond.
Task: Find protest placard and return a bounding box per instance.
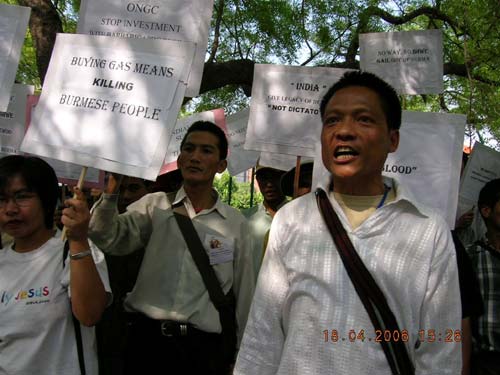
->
[245,64,351,157]
[77,0,213,97]
[159,108,226,174]
[25,95,105,189]
[0,4,30,111]
[20,33,196,180]
[384,111,465,227]
[360,30,443,94]
[458,142,500,218]
[258,152,313,173]
[226,108,259,176]
[0,84,33,156]
[313,111,466,228]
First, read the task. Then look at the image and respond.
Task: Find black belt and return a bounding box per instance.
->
[127,313,218,338]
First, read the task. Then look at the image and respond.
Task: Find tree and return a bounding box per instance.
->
[3,0,500,146]
[213,171,263,209]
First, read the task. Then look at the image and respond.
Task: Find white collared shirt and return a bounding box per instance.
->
[242,201,287,276]
[235,177,461,375]
[89,187,255,342]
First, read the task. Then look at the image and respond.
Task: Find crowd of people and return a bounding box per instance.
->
[0,71,498,375]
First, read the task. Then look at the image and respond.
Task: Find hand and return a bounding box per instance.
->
[61,188,91,242]
[90,188,103,201]
[455,207,474,229]
[106,172,123,194]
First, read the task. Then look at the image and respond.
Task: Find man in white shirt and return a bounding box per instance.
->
[89,121,255,375]
[234,71,462,375]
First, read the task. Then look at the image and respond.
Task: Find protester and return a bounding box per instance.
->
[152,168,183,194]
[116,176,153,214]
[0,155,110,375]
[96,174,155,375]
[280,160,314,198]
[451,151,484,375]
[467,178,500,374]
[234,71,461,374]
[242,165,286,276]
[451,232,484,375]
[88,121,255,375]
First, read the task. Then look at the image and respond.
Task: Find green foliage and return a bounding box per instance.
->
[16,30,40,89]
[213,171,263,210]
[186,85,249,116]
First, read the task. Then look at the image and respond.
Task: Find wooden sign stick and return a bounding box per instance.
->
[293,156,302,199]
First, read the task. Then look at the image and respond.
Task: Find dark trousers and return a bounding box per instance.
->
[124,314,229,375]
[471,351,500,375]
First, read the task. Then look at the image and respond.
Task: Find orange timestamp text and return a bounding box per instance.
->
[323,329,410,343]
[323,329,462,343]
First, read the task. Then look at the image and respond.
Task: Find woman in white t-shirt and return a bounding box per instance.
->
[0,155,110,375]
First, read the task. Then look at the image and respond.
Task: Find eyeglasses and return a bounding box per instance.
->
[0,191,38,209]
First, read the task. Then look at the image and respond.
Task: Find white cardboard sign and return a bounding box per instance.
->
[226,108,259,176]
[0,84,33,156]
[25,95,104,189]
[258,153,312,173]
[20,33,196,181]
[458,142,500,218]
[313,111,466,228]
[360,30,443,94]
[245,64,351,157]
[0,4,31,111]
[77,0,213,97]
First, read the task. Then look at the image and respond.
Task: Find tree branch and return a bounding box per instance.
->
[208,0,224,63]
[199,59,255,96]
[365,5,460,33]
[345,5,461,68]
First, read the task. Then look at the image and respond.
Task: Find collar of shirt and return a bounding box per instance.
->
[316,175,431,219]
[172,186,229,220]
[259,200,287,217]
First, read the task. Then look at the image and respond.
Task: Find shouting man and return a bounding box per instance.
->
[234,71,461,375]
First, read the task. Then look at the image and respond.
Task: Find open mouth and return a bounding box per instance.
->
[263,188,278,196]
[334,146,359,160]
[4,220,22,228]
[185,166,202,172]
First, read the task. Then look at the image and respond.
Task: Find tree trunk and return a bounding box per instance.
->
[18,0,63,84]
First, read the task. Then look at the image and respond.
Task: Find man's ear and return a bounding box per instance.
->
[480,205,491,219]
[217,159,228,174]
[389,129,399,153]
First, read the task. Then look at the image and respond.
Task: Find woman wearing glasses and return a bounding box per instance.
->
[0,155,110,375]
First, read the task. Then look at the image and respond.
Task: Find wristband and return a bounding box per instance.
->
[70,250,92,260]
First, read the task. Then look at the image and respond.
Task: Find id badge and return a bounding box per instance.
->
[203,235,234,265]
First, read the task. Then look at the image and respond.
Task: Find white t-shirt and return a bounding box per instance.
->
[0,232,111,375]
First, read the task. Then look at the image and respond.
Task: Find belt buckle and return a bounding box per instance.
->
[160,321,189,337]
[180,323,188,336]
[160,321,174,337]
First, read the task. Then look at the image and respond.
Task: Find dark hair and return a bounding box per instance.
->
[180,121,228,160]
[478,178,500,219]
[320,71,402,130]
[0,155,59,229]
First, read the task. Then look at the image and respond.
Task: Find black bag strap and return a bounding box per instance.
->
[172,203,233,309]
[63,241,87,375]
[315,188,414,375]
[172,202,236,363]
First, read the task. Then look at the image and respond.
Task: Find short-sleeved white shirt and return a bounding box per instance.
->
[0,232,111,375]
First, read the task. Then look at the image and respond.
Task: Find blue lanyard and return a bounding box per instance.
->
[376,185,390,209]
